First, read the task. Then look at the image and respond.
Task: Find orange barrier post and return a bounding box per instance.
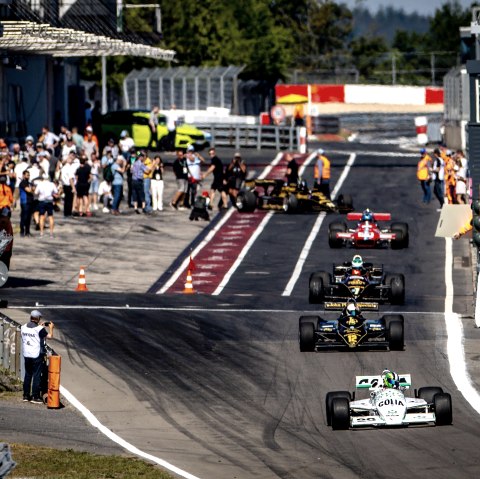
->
[75,266,88,291]
[183,269,195,294]
[47,355,61,409]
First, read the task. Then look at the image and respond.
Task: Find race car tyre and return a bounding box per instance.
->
[299,322,315,352]
[299,315,321,329]
[391,222,409,249]
[382,314,404,350]
[326,391,351,426]
[331,397,350,430]
[434,392,453,425]
[309,272,330,303]
[236,190,257,212]
[389,274,405,305]
[328,222,347,248]
[336,193,353,212]
[283,194,299,213]
[417,386,444,404]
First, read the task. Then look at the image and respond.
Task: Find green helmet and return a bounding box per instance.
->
[382,369,399,389]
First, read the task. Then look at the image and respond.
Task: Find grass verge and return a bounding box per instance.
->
[6,443,175,479]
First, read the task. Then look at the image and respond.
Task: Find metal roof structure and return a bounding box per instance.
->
[0,20,176,59]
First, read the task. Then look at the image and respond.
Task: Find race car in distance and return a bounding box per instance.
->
[326,371,453,430]
[309,254,405,305]
[298,300,404,352]
[236,179,353,214]
[328,208,408,249]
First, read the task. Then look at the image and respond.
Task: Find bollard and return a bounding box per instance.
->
[47,355,61,409]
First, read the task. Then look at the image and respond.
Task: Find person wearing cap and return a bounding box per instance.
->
[417,148,432,204]
[102,138,119,159]
[21,310,54,403]
[83,126,98,162]
[314,148,331,199]
[225,152,247,202]
[34,173,59,237]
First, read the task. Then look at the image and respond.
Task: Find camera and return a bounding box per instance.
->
[44,321,51,326]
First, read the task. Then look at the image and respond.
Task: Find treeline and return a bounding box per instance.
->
[81,0,478,93]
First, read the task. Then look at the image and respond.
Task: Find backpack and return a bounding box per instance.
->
[103,162,114,183]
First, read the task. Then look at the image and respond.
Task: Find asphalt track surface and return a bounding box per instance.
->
[2,141,480,478]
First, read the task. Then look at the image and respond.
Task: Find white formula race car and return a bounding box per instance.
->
[326,374,452,429]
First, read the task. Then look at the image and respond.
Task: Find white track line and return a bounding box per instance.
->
[157,153,284,294]
[212,211,274,295]
[298,151,318,178]
[7,305,446,314]
[444,237,480,413]
[282,153,357,296]
[59,386,201,479]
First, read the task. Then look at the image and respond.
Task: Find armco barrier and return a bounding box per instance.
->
[197,124,301,150]
[1,313,22,377]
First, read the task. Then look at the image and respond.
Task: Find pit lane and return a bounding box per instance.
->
[3,142,480,479]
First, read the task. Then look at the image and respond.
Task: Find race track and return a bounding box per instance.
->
[5,141,480,479]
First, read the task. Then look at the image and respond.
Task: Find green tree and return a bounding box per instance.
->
[349,35,389,80]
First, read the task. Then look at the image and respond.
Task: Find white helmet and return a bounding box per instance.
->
[352,255,363,268]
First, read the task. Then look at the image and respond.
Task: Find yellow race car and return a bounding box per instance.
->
[100,110,211,150]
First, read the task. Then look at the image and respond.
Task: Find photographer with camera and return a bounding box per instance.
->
[226,152,247,204]
[21,310,54,404]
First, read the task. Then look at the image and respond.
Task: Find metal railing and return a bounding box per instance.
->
[0,314,22,378]
[197,124,301,150]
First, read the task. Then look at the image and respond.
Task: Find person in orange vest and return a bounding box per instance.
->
[0,175,13,212]
[453,214,472,239]
[444,150,457,204]
[417,148,432,204]
[313,149,331,199]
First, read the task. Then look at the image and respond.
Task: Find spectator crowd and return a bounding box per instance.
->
[416,147,469,208]
[0,124,250,238]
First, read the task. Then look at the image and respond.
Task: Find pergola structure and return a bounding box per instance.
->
[0,20,175,59]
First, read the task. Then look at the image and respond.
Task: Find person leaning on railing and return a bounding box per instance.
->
[453,214,472,240]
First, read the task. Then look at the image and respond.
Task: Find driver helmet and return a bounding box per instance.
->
[346,299,360,317]
[361,209,373,222]
[352,255,363,269]
[382,369,400,389]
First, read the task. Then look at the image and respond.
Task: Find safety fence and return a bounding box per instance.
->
[197,124,302,150]
[0,313,22,378]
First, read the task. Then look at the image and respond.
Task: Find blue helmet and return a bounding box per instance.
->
[361,209,373,222]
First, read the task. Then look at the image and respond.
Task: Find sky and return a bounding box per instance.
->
[340,0,474,16]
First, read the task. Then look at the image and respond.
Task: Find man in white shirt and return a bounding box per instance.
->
[41,126,59,155]
[61,152,77,217]
[35,174,58,237]
[185,146,204,208]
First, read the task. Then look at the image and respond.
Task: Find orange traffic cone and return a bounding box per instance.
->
[75,266,88,291]
[183,269,195,294]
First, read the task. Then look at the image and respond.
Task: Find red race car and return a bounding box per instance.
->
[328,209,408,249]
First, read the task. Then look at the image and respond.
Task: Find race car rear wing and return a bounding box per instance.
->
[324,301,379,311]
[355,374,412,389]
[347,212,392,221]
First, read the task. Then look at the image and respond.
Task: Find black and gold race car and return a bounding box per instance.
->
[236,179,353,213]
[309,259,405,305]
[299,300,404,352]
